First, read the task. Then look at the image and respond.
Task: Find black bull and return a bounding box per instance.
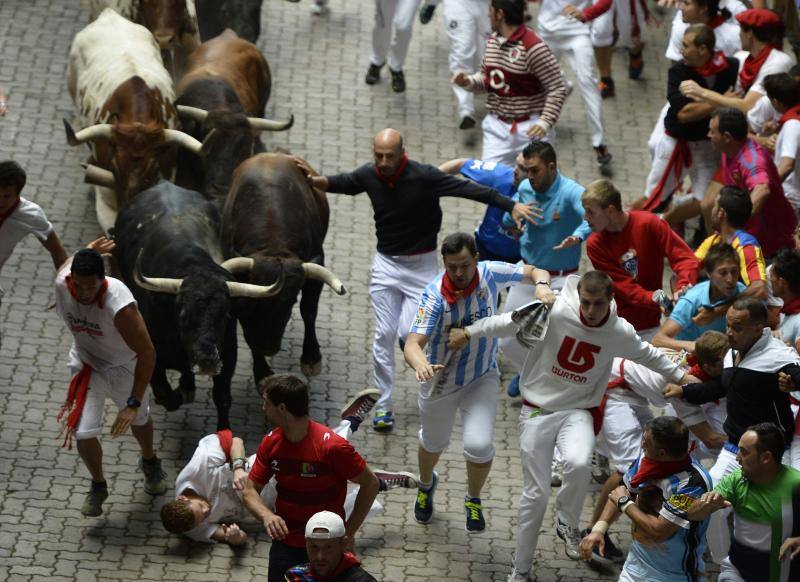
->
[221,153,346,384]
[114,180,282,429]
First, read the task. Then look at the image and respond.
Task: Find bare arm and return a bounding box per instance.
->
[750,183,771,214]
[652,319,696,353]
[344,467,380,548]
[677,102,718,124]
[243,478,288,540]
[404,332,444,382]
[687,421,727,451]
[778,157,796,182]
[438,158,470,175]
[40,230,68,271]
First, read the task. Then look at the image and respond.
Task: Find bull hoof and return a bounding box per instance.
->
[301,360,322,377]
[179,386,196,404]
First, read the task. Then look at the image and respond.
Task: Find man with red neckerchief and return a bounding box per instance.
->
[54,238,165,518]
[764,72,800,217]
[295,128,538,432]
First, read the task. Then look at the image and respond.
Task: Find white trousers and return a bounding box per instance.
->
[515,406,595,573]
[596,396,653,473]
[69,349,150,440]
[370,251,439,411]
[718,557,747,582]
[539,32,604,148]
[499,273,567,371]
[590,0,646,48]
[481,114,555,169]
[644,133,720,204]
[370,0,423,71]
[442,0,490,118]
[418,369,499,464]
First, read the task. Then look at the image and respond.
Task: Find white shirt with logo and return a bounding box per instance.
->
[0,198,53,292]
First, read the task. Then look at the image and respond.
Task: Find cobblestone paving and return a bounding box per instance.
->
[0,1,702,580]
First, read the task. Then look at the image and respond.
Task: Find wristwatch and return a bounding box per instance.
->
[617,495,634,514]
[126,396,142,409]
[535,280,550,287]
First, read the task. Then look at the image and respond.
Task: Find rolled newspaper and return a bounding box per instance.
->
[511,300,552,348]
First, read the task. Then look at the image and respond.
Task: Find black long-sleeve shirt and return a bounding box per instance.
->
[682,331,800,445]
[326,160,516,255]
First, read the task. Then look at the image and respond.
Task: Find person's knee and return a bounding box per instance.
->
[561,450,592,475]
[419,428,449,455]
[463,439,494,464]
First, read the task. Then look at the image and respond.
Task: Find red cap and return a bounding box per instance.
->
[736,8,781,29]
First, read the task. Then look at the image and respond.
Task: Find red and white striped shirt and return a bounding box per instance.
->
[468,25,566,130]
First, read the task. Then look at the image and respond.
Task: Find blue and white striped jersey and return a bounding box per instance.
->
[410,261,525,391]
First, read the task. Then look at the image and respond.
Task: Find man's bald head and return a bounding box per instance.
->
[373,128,406,177]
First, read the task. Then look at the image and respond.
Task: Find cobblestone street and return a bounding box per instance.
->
[0,0,691,580]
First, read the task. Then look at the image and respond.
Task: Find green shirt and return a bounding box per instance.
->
[715,466,800,582]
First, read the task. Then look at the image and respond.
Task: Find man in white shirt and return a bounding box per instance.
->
[463,270,698,581]
[54,241,165,517]
[0,161,67,344]
[764,72,800,217]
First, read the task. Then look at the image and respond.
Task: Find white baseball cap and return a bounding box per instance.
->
[305,511,346,540]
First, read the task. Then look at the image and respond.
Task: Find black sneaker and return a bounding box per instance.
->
[419,3,437,24]
[599,77,615,99]
[580,528,625,565]
[464,497,486,533]
[365,62,383,85]
[390,69,406,93]
[594,145,613,170]
[413,470,438,524]
[80,482,109,517]
[629,50,644,79]
[375,470,418,491]
[459,115,476,130]
[139,456,167,495]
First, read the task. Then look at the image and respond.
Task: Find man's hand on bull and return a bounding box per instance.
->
[264,514,289,541]
[86,236,115,257]
[110,406,138,437]
[292,156,328,191]
[511,202,542,228]
[415,362,445,382]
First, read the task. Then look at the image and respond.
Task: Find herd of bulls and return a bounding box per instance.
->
[65,0,347,430]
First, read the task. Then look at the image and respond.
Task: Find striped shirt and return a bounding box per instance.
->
[410,261,525,393]
[468,25,566,129]
[695,230,766,286]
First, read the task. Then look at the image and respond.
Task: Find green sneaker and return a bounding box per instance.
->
[372,410,395,432]
[81,486,109,517]
[465,497,486,533]
[139,456,167,495]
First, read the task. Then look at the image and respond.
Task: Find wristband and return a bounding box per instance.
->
[463,327,471,340]
[620,500,635,515]
[591,520,609,535]
[535,280,550,287]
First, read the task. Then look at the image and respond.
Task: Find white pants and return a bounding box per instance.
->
[418,370,499,464]
[590,0,646,48]
[442,0,490,118]
[481,114,555,169]
[515,406,595,573]
[644,134,719,204]
[370,251,439,411]
[499,273,567,371]
[539,32,604,148]
[596,396,653,473]
[718,557,747,582]
[370,0,423,71]
[69,350,150,441]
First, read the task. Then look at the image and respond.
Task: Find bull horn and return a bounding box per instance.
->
[303,263,346,296]
[163,128,218,157]
[226,276,283,299]
[133,250,183,294]
[176,105,209,122]
[64,119,112,146]
[246,113,294,132]
[220,257,255,273]
[81,163,116,188]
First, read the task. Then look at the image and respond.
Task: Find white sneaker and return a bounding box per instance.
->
[555,516,582,560]
[550,458,563,487]
[506,569,529,582]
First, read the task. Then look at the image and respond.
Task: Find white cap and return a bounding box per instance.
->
[305,511,346,540]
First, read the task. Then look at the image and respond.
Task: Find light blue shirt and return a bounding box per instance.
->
[669,280,746,341]
[502,172,590,271]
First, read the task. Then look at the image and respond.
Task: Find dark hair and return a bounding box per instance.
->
[441,232,478,257]
[259,373,309,417]
[694,330,728,367]
[71,249,105,279]
[686,23,716,54]
[747,422,785,464]
[791,64,800,79]
[645,416,689,458]
[717,186,752,227]
[522,140,557,165]
[772,248,800,295]
[691,0,730,18]
[731,297,768,326]
[712,108,748,141]
[764,73,800,108]
[160,499,197,534]
[0,161,26,195]
[704,242,739,273]
[577,270,613,298]
[491,0,525,25]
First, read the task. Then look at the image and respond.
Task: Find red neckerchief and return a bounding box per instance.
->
[782,296,800,315]
[688,363,712,382]
[708,13,726,28]
[56,363,93,450]
[441,270,480,305]
[374,154,408,188]
[779,104,800,130]
[693,51,729,77]
[630,455,693,488]
[579,308,610,328]
[216,429,234,464]
[739,45,775,93]
[317,552,361,581]
[0,197,21,230]
[66,275,109,309]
